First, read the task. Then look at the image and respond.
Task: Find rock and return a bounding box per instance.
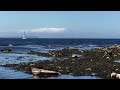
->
[91,73,97,76]
[116,74,120,79]
[115,68,119,71]
[111,72,117,78]
[1,48,12,53]
[30,63,35,66]
[69,73,73,75]
[113,55,117,57]
[85,68,92,71]
[111,72,120,79]
[106,57,110,60]
[72,54,82,58]
[90,59,92,61]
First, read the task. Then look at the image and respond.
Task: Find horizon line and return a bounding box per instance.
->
[0,37,120,39]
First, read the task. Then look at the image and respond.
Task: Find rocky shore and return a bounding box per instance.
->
[3,45,120,79]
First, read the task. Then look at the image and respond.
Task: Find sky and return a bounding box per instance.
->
[0,11,120,38]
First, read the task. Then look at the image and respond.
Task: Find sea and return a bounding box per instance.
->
[0,38,120,79]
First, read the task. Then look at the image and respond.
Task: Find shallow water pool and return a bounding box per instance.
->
[0,53,52,65]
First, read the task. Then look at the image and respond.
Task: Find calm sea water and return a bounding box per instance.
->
[0,38,120,46]
[0,38,119,79]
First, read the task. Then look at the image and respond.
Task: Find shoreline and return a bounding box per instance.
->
[2,45,120,79]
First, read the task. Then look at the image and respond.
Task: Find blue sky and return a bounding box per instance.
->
[0,11,120,38]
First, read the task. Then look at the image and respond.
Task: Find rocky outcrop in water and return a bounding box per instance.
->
[27,50,52,57]
[1,48,12,53]
[3,45,120,79]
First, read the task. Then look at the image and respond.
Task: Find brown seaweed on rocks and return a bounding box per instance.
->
[3,45,120,79]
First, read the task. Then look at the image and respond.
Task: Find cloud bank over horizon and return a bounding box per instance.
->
[29,28,65,33]
[0,28,66,38]
[19,27,65,33]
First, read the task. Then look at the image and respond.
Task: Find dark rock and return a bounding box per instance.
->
[1,48,12,53]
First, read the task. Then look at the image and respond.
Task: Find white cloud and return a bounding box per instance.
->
[29,28,65,33]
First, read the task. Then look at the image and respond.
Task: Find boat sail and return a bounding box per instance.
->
[22,31,27,39]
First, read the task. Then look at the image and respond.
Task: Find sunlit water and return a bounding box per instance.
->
[0,67,32,79]
[32,75,102,79]
[0,53,51,65]
[114,60,120,63]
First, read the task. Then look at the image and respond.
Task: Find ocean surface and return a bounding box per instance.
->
[0,38,120,79]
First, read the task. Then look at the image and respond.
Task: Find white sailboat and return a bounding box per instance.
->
[22,31,27,39]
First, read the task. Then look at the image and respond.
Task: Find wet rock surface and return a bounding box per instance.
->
[3,45,120,79]
[1,48,12,53]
